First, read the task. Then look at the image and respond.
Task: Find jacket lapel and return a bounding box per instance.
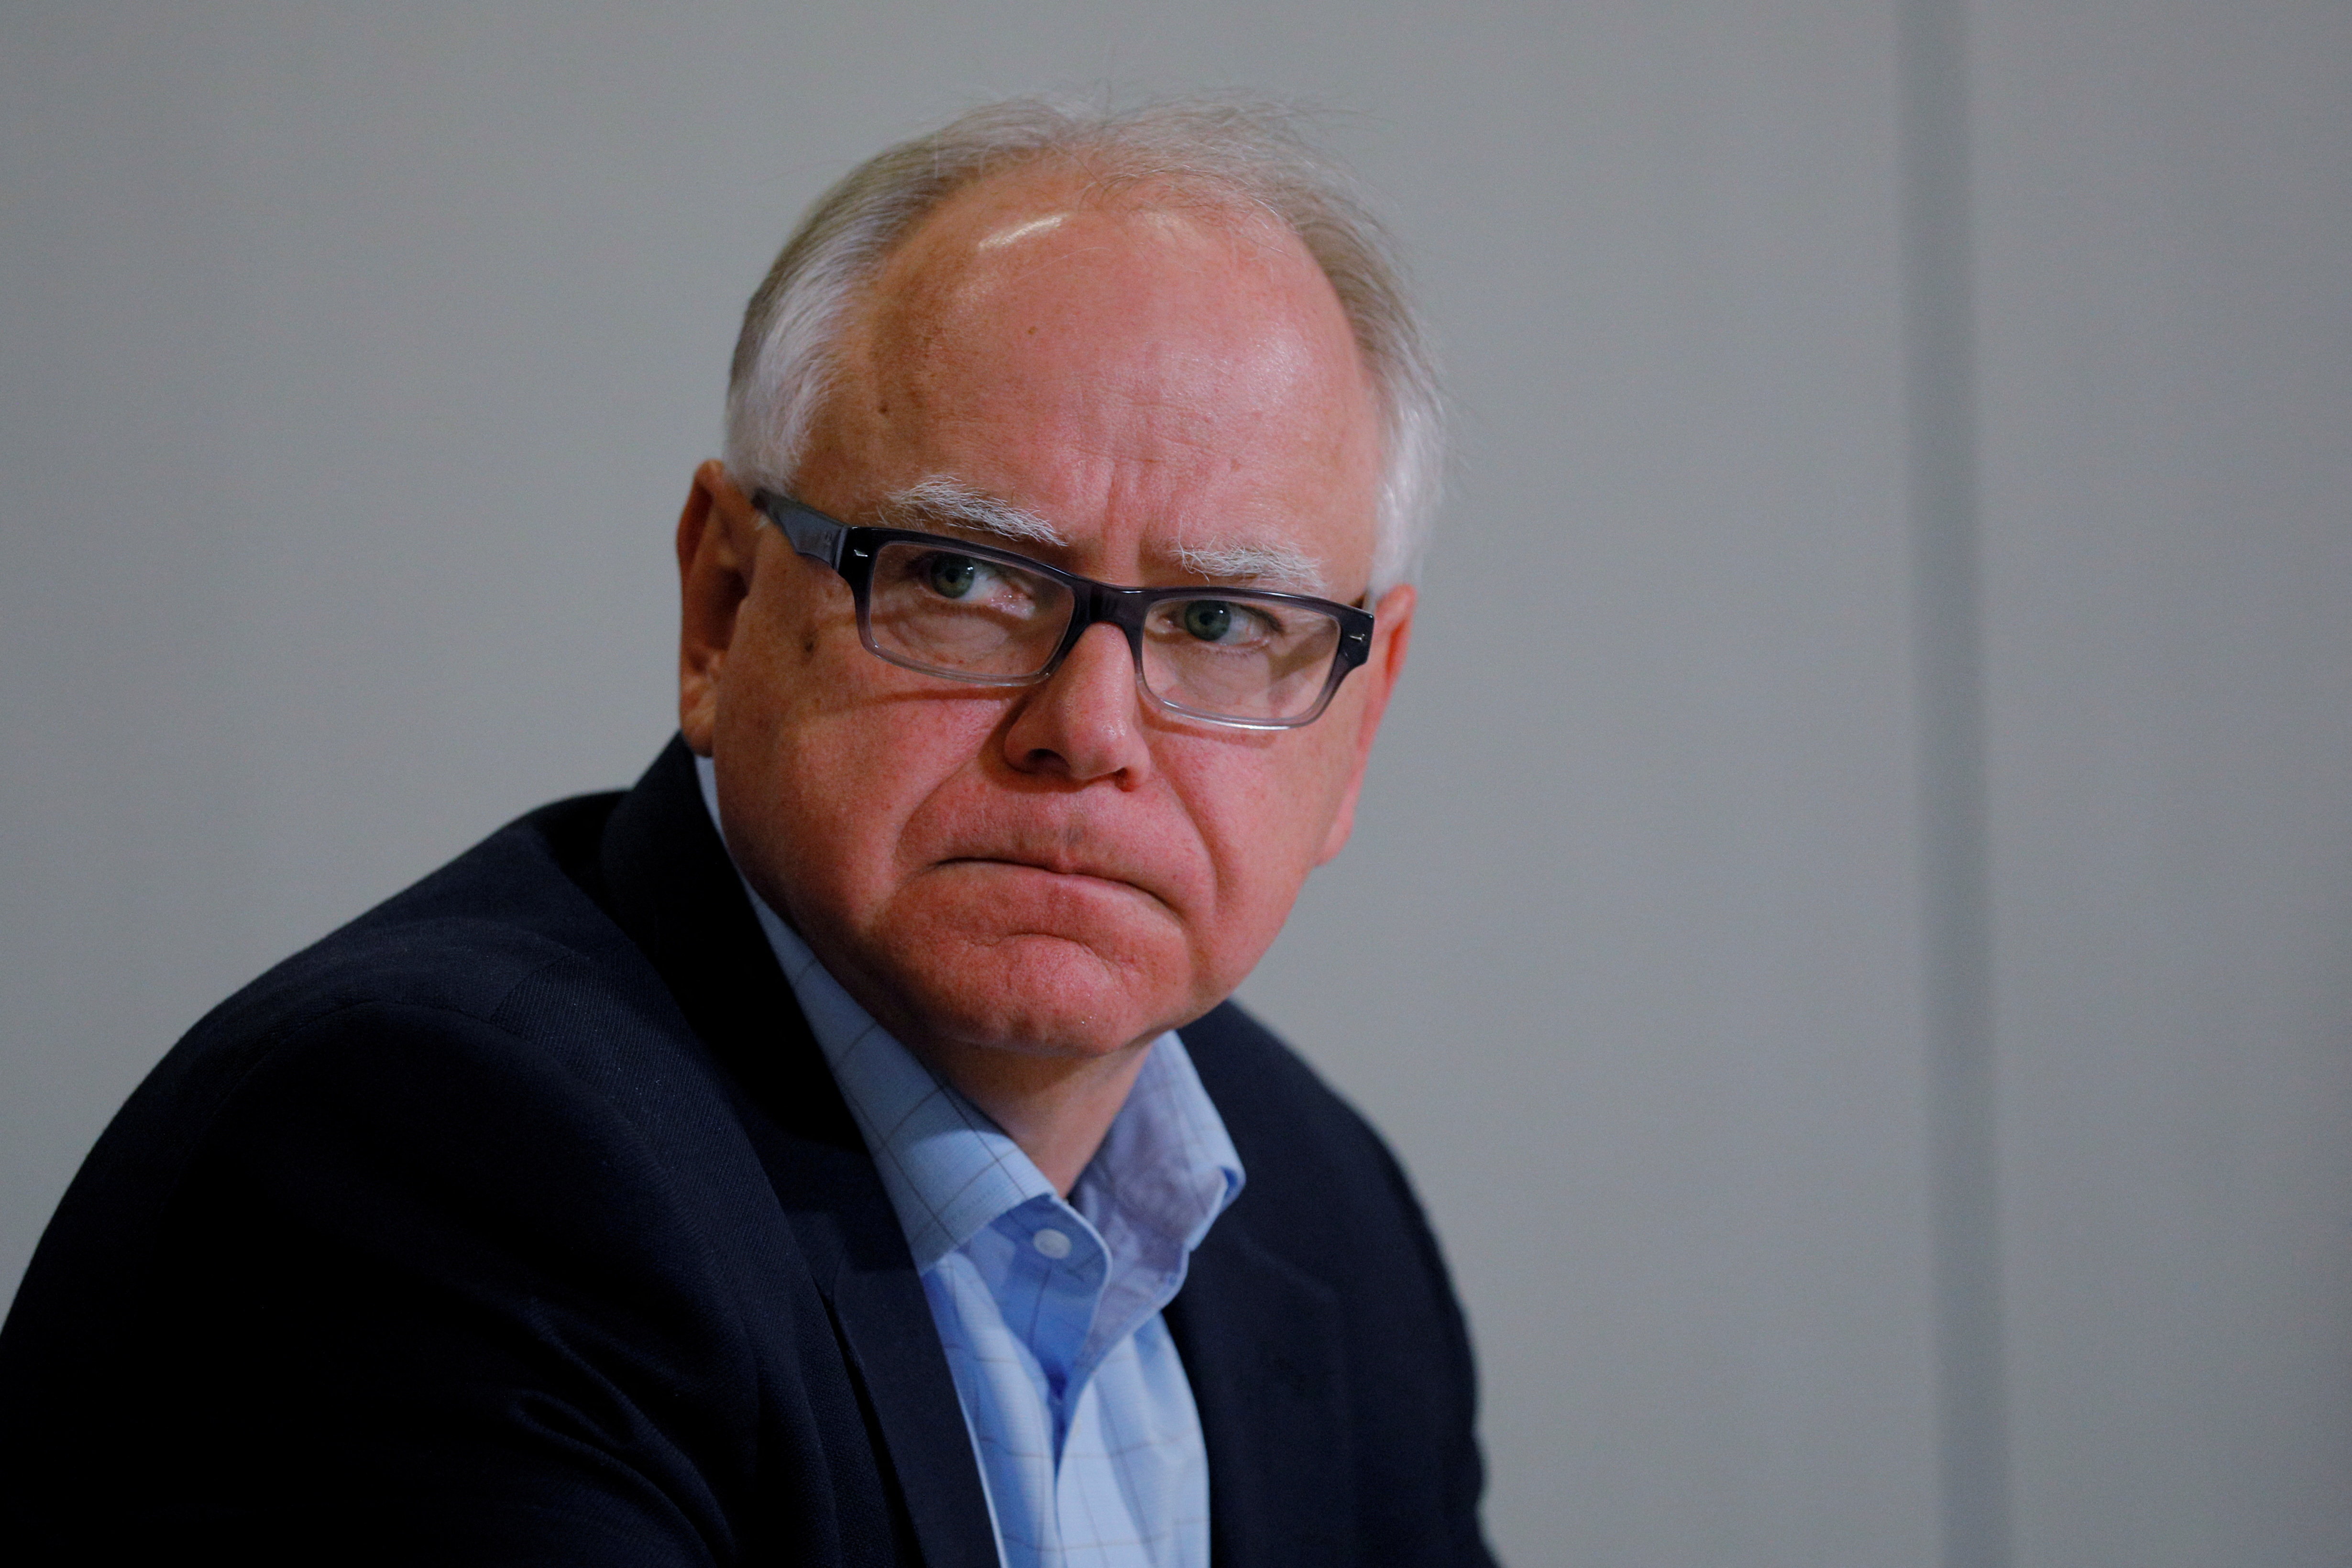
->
[740,1114,1002,1568]
[597,740,998,1568]
[1165,1219,1356,1568]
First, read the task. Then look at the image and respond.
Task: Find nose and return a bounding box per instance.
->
[1000,623,1153,785]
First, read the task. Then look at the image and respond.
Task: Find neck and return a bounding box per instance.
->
[918,1038,1156,1196]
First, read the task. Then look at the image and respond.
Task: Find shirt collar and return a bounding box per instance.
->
[694,755,1243,1272]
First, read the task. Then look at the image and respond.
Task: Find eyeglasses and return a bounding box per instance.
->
[753,492,1374,730]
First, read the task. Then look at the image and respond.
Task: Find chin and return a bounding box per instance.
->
[878,928,1201,1062]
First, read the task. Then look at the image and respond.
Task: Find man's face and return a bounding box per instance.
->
[679,166,1414,1070]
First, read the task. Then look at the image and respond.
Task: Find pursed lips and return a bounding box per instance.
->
[933,849,1176,912]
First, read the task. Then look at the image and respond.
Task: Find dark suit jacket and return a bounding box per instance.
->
[0,741,1494,1566]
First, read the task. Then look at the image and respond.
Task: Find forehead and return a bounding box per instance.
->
[798,163,1385,587]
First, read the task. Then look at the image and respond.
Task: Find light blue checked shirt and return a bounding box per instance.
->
[699,763,1246,1568]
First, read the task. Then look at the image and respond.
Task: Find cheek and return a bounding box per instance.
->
[712,598,995,930]
[1169,731,1360,946]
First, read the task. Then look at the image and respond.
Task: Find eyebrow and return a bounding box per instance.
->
[876,477,1066,548]
[875,476,1332,597]
[1171,540,1330,597]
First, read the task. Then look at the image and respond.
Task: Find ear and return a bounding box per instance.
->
[1315,581,1416,865]
[677,460,762,757]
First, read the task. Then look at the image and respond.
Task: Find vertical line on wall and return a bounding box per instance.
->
[1898,2,2011,1567]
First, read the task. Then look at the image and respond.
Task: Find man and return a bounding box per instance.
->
[0,99,1493,1566]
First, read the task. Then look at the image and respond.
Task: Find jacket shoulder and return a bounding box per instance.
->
[1179,998,1430,1230]
[206,789,635,1042]
[0,787,869,1561]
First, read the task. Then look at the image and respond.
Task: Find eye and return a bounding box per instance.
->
[923,553,986,600]
[1182,599,1240,643]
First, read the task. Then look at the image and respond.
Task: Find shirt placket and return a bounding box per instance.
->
[995,1196,1111,1459]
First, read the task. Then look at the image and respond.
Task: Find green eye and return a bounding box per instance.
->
[1181,600,1235,642]
[925,554,981,599]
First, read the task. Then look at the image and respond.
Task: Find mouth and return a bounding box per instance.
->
[935,854,1171,911]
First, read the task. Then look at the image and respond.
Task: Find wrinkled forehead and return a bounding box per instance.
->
[806,164,1385,592]
[874,474,1336,596]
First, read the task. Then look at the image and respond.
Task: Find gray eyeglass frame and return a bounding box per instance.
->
[752,491,1375,731]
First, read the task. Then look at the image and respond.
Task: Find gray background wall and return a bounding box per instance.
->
[2,5,2344,1565]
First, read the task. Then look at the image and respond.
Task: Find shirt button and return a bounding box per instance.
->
[1031,1227,1073,1260]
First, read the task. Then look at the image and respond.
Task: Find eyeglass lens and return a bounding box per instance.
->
[865,540,1343,724]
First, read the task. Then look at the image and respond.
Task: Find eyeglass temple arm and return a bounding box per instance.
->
[752,492,846,571]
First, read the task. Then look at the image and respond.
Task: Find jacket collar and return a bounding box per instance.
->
[594,738,1000,1568]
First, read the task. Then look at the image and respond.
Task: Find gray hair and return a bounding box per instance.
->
[723,96,1446,595]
